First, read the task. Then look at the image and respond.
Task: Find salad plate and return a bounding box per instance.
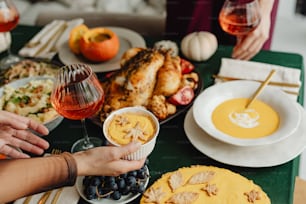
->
[0,58,61,86]
[0,76,63,132]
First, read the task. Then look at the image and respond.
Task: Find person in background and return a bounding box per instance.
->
[166,0,279,60]
[0,110,145,203]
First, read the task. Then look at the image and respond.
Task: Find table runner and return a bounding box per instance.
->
[5,25,305,204]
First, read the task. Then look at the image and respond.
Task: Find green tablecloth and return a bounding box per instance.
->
[6,25,305,204]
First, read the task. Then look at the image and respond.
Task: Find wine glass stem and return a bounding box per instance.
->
[81,119,94,149]
[3,32,12,56]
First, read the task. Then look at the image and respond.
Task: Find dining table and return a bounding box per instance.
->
[4,25,305,204]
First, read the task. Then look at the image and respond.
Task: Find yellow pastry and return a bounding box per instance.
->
[140,165,270,204]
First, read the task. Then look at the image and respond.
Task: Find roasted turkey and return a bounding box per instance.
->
[100,47,195,121]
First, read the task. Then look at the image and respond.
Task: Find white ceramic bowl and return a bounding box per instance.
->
[103,107,159,160]
[0,76,63,132]
[192,80,301,147]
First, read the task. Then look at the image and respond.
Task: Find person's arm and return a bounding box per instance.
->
[0,153,75,202]
[232,0,275,60]
[0,142,144,203]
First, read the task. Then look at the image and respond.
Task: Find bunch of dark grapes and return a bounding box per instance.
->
[82,161,149,201]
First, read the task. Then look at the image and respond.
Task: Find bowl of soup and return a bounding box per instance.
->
[103,106,160,160]
[192,80,301,146]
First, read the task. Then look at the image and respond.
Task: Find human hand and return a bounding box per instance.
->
[0,111,49,158]
[74,142,146,176]
[232,12,271,60]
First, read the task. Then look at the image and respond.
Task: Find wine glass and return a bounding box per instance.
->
[219,0,261,44]
[51,64,105,152]
[0,0,21,69]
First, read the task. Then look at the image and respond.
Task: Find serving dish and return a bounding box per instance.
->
[192,80,301,147]
[90,70,202,127]
[76,165,150,204]
[184,104,306,167]
[58,26,146,73]
[0,58,61,86]
[0,76,63,132]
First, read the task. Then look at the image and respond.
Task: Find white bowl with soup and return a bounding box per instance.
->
[193,80,301,146]
[103,106,160,160]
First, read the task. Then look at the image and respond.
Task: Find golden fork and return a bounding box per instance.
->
[49,149,64,204]
[23,149,63,204]
[51,187,64,204]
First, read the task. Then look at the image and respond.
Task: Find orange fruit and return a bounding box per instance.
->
[79,27,120,62]
[68,24,89,54]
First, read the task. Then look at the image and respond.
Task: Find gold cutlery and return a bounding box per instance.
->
[37,149,63,204]
[51,188,63,204]
[245,70,275,108]
[212,74,299,96]
[38,191,52,204]
[212,74,300,88]
[22,195,32,204]
[50,148,62,155]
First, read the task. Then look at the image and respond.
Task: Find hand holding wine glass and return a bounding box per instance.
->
[51,64,104,152]
[0,0,21,69]
[219,0,263,60]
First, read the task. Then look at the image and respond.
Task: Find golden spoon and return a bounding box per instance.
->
[245,69,276,109]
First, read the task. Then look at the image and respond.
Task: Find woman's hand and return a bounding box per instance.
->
[232,0,275,60]
[0,111,49,158]
[232,14,271,60]
[74,142,146,176]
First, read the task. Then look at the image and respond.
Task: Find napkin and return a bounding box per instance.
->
[294,177,306,204]
[13,186,79,204]
[18,18,84,59]
[214,58,302,101]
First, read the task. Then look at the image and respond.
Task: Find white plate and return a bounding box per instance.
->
[58,27,146,73]
[76,166,150,204]
[184,104,306,167]
[192,80,301,147]
[0,76,63,132]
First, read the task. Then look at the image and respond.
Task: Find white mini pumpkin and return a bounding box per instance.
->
[181,31,218,61]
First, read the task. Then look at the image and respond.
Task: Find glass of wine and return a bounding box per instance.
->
[219,0,261,43]
[51,64,105,152]
[0,0,21,69]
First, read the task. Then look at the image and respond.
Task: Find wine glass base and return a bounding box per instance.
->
[71,137,103,153]
[0,54,21,70]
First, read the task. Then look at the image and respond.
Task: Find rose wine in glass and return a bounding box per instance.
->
[0,0,21,69]
[219,0,261,41]
[51,64,104,152]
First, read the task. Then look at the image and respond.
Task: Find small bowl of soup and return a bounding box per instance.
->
[103,106,160,160]
[192,80,301,146]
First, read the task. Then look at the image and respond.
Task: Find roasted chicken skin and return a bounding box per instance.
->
[101,48,165,119]
[100,47,198,122]
[120,47,144,67]
[147,95,176,120]
[153,51,182,96]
